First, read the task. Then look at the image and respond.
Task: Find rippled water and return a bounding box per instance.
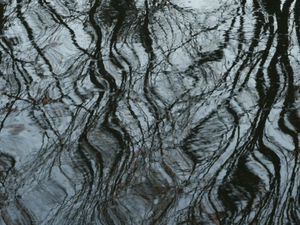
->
[0,0,299,224]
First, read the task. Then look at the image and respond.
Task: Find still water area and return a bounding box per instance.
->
[0,0,299,224]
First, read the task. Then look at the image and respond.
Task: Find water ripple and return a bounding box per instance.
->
[0,0,299,224]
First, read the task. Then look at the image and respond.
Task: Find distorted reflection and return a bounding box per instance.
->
[0,0,299,224]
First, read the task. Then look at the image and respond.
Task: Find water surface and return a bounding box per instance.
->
[0,0,299,224]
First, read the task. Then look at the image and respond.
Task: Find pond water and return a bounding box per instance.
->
[0,0,299,224]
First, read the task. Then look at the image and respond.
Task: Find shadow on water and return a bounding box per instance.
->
[0,0,299,224]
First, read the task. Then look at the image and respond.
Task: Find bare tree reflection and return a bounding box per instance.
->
[0,0,299,224]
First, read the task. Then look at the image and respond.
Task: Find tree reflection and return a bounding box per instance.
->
[0,0,299,224]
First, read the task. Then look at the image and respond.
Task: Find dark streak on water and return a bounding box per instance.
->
[0,0,299,224]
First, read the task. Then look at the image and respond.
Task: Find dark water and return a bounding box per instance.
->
[0,0,299,224]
